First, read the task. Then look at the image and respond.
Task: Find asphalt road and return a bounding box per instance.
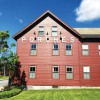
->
[0,80,8,87]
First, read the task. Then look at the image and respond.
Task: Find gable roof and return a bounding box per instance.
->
[13,10,82,41]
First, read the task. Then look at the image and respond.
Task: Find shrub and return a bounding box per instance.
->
[0,88,21,99]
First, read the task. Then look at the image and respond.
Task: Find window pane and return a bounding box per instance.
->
[83,50,88,55]
[30,66,35,72]
[53,50,59,55]
[66,44,71,50]
[54,67,58,72]
[82,44,88,49]
[53,66,59,79]
[30,66,36,78]
[83,66,90,79]
[84,73,90,79]
[30,73,35,78]
[31,50,36,55]
[31,44,36,50]
[38,31,44,36]
[98,45,100,50]
[83,66,90,72]
[66,73,73,79]
[53,73,59,79]
[66,66,73,79]
[66,50,72,55]
[52,26,57,31]
[52,31,57,36]
[39,26,44,31]
[53,44,58,50]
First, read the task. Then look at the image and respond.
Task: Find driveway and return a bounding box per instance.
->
[0,80,8,87]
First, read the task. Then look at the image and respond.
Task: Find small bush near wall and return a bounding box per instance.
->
[0,88,21,99]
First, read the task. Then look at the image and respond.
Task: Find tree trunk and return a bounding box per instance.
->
[3,66,5,76]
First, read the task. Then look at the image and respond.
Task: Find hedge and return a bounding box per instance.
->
[0,88,21,99]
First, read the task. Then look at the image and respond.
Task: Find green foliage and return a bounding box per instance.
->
[0,31,10,53]
[0,88,21,99]
[4,89,100,100]
[0,30,18,76]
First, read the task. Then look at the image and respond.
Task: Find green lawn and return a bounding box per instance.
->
[2,89,100,100]
[0,76,9,80]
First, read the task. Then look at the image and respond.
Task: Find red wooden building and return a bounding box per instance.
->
[13,11,100,89]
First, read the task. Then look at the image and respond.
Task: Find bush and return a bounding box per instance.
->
[0,88,21,99]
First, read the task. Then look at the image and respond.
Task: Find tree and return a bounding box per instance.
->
[0,31,10,76]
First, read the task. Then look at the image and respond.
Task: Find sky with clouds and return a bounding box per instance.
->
[0,0,100,52]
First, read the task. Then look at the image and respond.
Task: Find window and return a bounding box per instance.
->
[82,44,89,55]
[83,66,90,79]
[98,44,100,55]
[66,66,73,79]
[52,26,57,36]
[53,66,59,79]
[66,44,72,55]
[38,26,44,36]
[53,43,59,55]
[30,44,36,55]
[29,66,36,78]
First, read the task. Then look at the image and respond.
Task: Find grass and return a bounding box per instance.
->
[0,76,9,80]
[1,89,100,100]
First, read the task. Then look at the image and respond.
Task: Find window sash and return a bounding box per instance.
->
[98,45,100,50]
[38,31,44,36]
[66,66,73,79]
[66,50,72,55]
[31,44,36,50]
[53,66,59,72]
[66,44,72,50]
[82,44,88,49]
[53,44,58,50]
[39,26,44,31]
[83,66,90,72]
[83,66,90,79]
[82,50,88,55]
[30,66,36,78]
[30,72,35,78]
[84,72,90,79]
[52,26,57,31]
[53,50,59,55]
[52,31,57,36]
[66,73,73,79]
[53,66,59,79]
[53,73,59,79]
[31,50,36,55]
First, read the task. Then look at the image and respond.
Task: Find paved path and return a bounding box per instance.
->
[0,80,8,87]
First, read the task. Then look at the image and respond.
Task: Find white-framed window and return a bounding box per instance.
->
[53,43,59,55]
[31,44,37,55]
[53,65,59,79]
[66,44,72,55]
[52,26,57,36]
[29,66,36,78]
[98,44,100,55]
[66,66,73,79]
[82,44,89,55]
[83,66,90,79]
[38,26,44,36]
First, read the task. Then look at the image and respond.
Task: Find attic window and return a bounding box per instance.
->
[52,26,57,36]
[38,26,44,36]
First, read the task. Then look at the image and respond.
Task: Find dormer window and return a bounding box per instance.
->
[38,26,44,36]
[52,26,57,36]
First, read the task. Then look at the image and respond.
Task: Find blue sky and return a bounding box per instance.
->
[0,0,100,52]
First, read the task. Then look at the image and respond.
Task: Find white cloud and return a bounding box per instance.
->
[16,17,23,24]
[18,18,23,24]
[0,12,2,16]
[75,0,100,22]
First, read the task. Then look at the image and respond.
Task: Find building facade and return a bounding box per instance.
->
[13,11,100,89]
